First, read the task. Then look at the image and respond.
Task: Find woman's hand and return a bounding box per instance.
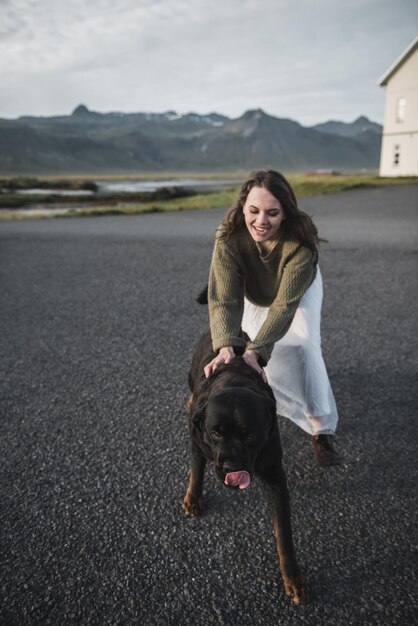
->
[242,349,268,382]
[204,346,235,378]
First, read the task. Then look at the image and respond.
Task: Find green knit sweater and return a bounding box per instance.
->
[208,227,316,365]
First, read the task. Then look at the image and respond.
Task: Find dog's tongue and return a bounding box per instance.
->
[224,470,251,490]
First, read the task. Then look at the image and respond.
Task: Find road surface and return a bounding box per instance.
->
[1,185,417,625]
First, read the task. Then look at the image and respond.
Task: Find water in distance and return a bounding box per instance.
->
[96,178,242,193]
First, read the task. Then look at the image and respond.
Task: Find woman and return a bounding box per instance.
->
[204,169,341,466]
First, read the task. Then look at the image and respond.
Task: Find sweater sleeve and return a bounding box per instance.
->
[208,235,246,353]
[246,246,314,365]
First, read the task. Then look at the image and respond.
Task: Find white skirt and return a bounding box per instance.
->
[241,267,339,436]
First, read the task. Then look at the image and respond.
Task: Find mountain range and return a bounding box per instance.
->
[0,105,382,175]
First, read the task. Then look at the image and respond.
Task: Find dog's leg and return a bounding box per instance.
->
[182,443,207,517]
[186,394,194,413]
[260,465,308,605]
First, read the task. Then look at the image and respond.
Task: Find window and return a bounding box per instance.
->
[396,97,406,123]
[393,145,400,167]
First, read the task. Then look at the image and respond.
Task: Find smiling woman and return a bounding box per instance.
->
[205,169,342,467]
[243,186,286,251]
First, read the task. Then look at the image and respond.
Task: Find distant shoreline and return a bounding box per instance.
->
[1,173,416,221]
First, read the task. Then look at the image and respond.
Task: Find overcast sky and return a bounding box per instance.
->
[1,0,417,125]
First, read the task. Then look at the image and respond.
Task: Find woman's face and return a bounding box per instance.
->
[243,185,285,251]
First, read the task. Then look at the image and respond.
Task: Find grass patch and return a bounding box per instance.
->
[289,174,418,196]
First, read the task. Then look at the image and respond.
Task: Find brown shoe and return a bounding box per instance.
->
[312,434,342,466]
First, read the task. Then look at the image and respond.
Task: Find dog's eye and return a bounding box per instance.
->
[245,432,255,441]
[211,430,222,440]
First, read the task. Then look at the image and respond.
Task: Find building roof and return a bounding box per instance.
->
[378,35,418,86]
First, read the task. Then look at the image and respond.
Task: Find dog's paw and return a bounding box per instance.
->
[283,574,308,605]
[182,492,202,517]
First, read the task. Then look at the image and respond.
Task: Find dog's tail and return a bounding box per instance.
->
[196,285,208,304]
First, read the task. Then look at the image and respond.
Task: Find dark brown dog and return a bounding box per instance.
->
[183,330,307,605]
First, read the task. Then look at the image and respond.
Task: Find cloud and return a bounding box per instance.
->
[0,0,417,123]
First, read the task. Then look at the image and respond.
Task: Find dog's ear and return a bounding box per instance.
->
[191,409,204,432]
[191,397,207,432]
[263,395,277,434]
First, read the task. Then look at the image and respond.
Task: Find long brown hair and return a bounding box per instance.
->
[220,170,320,264]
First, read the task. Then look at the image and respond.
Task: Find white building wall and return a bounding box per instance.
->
[380,133,418,176]
[379,45,418,177]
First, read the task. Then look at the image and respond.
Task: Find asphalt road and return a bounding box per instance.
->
[1,185,417,626]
